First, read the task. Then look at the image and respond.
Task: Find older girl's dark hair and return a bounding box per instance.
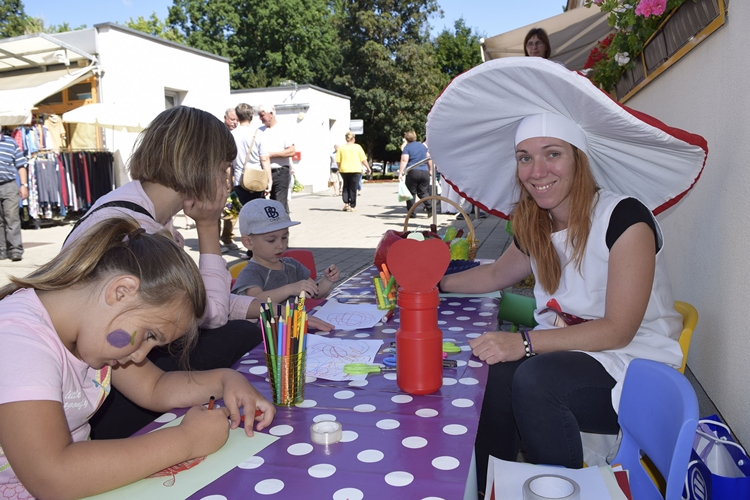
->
[524,28,552,59]
[129,106,237,202]
[0,217,207,361]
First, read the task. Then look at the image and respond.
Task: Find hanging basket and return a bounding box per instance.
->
[403,195,478,261]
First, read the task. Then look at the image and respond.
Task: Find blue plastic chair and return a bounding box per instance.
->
[612,358,699,500]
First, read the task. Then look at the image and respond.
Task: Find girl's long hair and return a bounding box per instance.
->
[0,217,207,361]
[513,147,599,294]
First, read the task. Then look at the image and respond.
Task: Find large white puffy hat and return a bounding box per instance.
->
[426,57,708,219]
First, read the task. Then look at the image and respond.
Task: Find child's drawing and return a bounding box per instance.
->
[147,456,206,487]
[311,300,384,330]
[305,335,383,381]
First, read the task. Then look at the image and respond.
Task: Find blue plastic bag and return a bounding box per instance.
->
[683,415,750,500]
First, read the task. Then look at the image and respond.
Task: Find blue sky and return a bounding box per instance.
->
[23,0,567,39]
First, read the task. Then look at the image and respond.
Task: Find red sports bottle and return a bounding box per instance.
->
[395,287,443,395]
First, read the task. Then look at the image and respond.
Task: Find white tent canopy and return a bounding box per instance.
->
[62,103,156,133]
[481,6,612,71]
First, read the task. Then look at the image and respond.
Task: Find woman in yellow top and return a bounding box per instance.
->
[335,131,370,212]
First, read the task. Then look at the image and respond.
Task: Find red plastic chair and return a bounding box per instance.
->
[282,249,322,308]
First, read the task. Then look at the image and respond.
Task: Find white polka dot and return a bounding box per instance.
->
[385,471,414,486]
[238,456,264,469]
[472,322,487,327]
[354,404,376,412]
[469,298,482,302]
[154,412,177,423]
[382,328,397,334]
[340,430,359,442]
[456,316,471,321]
[448,327,464,332]
[376,419,400,430]
[305,375,317,383]
[443,424,468,435]
[316,330,331,335]
[391,394,413,403]
[466,333,481,338]
[416,408,439,418]
[468,360,483,368]
[463,307,477,311]
[432,456,460,470]
[200,496,227,500]
[402,436,428,449]
[295,399,317,408]
[443,377,457,386]
[333,488,363,500]
[383,373,397,380]
[443,337,456,342]
[459,377,479,385]
[240,359,259,364]
[334,390,355,400]
[308,463,336,478]
[354,333,370,338]
[452,398,474,408]
[422,497,446,500]
[269,425,294,436]
[440,310,455,315]
[313,414,337,423]
[249,366,268,375]
[456,360,467,367]
[254,478,284,495]
[479,312,493,316]
[357,449,384,463]
[460,345,472,351]
[448,302,461,306]
[437,320,447,325]
[287,443,313,456]
[349,380,369,387]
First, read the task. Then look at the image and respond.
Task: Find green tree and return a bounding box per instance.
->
[126,13,185,44]
[167,0,340,89]
[434,18,483,79]
[331,0,446,157]
[1,0,28,38]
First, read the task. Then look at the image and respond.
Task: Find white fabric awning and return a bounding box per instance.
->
[0,32,96,72]
[0,65,96,125]
[481,6,612,71]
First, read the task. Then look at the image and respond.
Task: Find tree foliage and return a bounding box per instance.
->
[434,18,483,79]
[126,13,185,44]
[0,0,27,38]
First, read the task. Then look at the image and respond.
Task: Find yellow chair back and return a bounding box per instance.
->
[673,301,698,374]
[229,261,248,279]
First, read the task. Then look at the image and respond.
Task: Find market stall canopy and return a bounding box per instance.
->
[480,6,612,71]
[62,103,156,132]
[0,64,96,125]
[0,32,97,72]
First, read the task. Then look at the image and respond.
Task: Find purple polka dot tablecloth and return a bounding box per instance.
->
[146,267,498,500]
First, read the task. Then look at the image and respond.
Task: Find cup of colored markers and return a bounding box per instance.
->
[374,264,397,311]
[260,293,307,406]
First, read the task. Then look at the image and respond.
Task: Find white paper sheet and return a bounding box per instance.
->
[312,299,386,330]
[305,334,383,381]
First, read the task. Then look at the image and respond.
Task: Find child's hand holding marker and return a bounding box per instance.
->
[324,264,340,282]
[180,404,231,458]
[291,278,318,299]
[213,370,276,437]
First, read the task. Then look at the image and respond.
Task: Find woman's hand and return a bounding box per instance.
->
[308,316,334,332]
[179,405,231,457]
[220,371,275,437]
[324,265,340,282]
[468,331,526,364]
[183,177,226,227]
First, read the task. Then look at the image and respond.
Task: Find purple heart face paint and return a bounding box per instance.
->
[107,329,134,349]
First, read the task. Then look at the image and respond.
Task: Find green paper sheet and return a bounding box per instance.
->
[81,416,278,500]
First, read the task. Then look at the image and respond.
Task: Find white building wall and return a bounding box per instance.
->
[625,3,749,444]
[95,25,231,184]
[230,86,351,193]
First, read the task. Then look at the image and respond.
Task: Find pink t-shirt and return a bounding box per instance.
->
[63,180,255,327]
[0,289,111,498]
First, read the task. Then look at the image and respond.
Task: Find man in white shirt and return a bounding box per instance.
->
[257,103,295,213]
[232,103,271,206]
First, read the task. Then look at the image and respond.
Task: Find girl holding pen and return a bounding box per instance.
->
[0,217,275,500]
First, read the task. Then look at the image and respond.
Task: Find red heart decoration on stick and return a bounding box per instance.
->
[386,238,451,293]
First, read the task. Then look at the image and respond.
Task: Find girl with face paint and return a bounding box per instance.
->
[0,217,275,499]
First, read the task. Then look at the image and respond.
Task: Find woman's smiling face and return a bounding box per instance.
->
[516,137,576,226]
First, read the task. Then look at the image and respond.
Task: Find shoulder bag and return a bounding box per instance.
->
[241,128,267,192]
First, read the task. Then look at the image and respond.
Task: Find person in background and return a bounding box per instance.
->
[524,27,552,59]
[232,103,272,206]
[0,130,28,262]
[336,131,370,212]
[0,217,274,499]
[257,104,295,214]
[398,130,433,215]
[224,107,238,130]
[329,144,342,196]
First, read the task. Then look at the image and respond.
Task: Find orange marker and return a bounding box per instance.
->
[240,409,264,421]
[207,396,215,410]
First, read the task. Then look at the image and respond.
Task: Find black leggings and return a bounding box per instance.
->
[475,351,620,492]
[341,173,360,208]
[89,320,263,440]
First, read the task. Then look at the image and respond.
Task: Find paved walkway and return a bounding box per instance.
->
[0,182,512,287]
